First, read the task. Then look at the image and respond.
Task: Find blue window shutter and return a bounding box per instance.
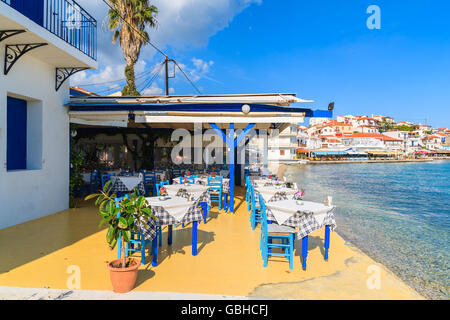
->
[7,97,27,171]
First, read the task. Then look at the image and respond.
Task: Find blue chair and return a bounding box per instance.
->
[179,175,197,184]
[101,173,111,189]
[143,172,157,196]
[249,183,262,230]
[245,176,251,210]
[155,180,170,196]
[89,170,99,193]
[115,195,152,265]
[259,194,295,270]
[207,175,222,212]
[172,169,182,179]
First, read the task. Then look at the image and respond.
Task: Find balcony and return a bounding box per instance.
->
[1,0,96,61]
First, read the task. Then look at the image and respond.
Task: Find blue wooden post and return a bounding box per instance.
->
[209,123,255,213]
[151,236,158,266]
[168,225,173,245]
[302,235,308,270]
[192,221,198,256]
[324,225,330,261]
[229,124,235,212]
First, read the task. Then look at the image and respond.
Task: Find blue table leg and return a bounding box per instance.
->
[192,221,198,256]
[168,225,173,245]
[302,236,308,270]
[202,202,207,223]
[151,236,158,267]
[223,193,228,213]
[324,225,330,261]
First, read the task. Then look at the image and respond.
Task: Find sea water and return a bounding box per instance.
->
[283,161,450,299]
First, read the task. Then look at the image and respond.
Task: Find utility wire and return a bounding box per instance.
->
[173,60,202,95]
[101,0,202,94]
[77,67,153,87]
[139,61,165,93]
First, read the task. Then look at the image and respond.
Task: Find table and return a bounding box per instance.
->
[265,199,336,270]
[110,176,145,195]
[141,192,209,266]
[164,184,209,201]
[255,186,297,203]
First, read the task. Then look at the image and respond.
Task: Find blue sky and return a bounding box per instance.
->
[73,0,450,128]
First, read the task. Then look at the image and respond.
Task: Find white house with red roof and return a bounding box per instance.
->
[341,133,403,152]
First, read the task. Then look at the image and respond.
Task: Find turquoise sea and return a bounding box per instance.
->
[283,161,450,299]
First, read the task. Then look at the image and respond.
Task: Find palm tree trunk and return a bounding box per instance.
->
[122,62,140,96]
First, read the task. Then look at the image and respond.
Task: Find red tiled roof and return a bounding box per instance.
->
[342,133,403,141]
[70,86,99,96]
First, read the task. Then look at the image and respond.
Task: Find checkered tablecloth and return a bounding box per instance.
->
[265,200,336,239]
[175,188,211,207]
[197,177,230,194]
[110,177,145,195]
[174,176,230,194]
[139,196,207,241]
[255,186,296,203]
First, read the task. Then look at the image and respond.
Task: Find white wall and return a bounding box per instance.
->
[0,48,70,229]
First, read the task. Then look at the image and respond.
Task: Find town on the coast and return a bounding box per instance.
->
[266,115,450,162]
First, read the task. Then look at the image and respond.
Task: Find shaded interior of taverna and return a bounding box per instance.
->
[0,93,422,299]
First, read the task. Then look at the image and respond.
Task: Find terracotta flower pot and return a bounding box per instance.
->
[107,258,140,293]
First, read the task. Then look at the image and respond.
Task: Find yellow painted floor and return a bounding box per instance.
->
[0,188,423,299]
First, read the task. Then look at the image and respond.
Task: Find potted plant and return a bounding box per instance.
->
[85,182,156,293]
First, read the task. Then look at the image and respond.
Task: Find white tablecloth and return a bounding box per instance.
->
[255,186,297,202]
[164,184,208,201]
[146,196,193,222]
[111,176,143,191]
[266,199,333,226]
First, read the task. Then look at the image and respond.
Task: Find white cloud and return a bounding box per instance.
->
[150,0,262,48]
[189,58,214,81]
[75,0,261,64]
[71,60,147,86]
[72,0,258,89]
[142,83,163,95]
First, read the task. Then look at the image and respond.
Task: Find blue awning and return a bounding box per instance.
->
[313,151,347,156]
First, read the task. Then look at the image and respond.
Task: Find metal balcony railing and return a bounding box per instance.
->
[1,0,97,60]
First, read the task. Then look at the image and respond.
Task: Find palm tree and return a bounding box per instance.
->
[107,0,158,96]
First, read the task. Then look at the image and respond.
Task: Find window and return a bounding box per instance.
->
[7,97,27,170]
[6,96,42,171]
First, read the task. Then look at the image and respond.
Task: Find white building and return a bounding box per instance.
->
[0,0,97,228]
[309,117,329,126]
[383,131,409,151]
[341,133,403,152]
[268,124,299,161]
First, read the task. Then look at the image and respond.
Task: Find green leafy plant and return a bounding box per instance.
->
[85,181,157,268]
[70,135,84,208]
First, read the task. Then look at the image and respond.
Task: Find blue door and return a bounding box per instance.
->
[10,0,44,26]
[7,97,27,171]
